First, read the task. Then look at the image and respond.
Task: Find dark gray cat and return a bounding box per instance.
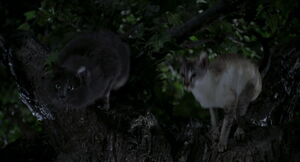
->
[41,31,130,110]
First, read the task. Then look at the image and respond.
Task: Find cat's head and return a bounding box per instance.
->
[46,64,91,107]
[179,52,208,89]
[51,70,81,102]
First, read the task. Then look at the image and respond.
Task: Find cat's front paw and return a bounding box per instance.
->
[103,103,110,110]
[210,127,219,142]
[217,142,228,152]
[97,103,110,110]
[234,127,245,141]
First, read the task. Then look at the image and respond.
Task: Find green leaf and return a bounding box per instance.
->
[166,13,182,26]
[17,23,30,30]
[256,4,264,16]
[189,35,198,41]
[148,33,171,52]
[24,11,36,21]
[125,14,136,24]
[243,35,250,42]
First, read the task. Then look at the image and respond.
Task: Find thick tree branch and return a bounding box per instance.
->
[168,0,247,43]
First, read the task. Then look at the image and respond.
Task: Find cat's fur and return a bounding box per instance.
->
[179,52,261,152]
[41,31,130,110]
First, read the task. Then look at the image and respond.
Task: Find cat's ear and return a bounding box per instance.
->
[76,66,91,84]
[197,52,208,68]
[77,66,87,75]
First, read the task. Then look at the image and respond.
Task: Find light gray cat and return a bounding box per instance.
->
[40,31,130,110]
[179,52,262,152]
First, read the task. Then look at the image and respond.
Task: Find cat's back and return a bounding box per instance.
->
[210,54,261,101]
[209,54,251,74]
[58,31,129,76]
[59,31,128,61]
[213,53,259,79]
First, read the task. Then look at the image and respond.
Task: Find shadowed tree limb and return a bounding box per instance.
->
[168,0,248,43]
